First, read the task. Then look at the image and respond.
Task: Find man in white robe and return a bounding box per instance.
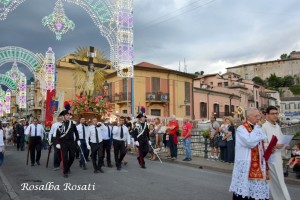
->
[229,107,269,200]
[262,106,291,200]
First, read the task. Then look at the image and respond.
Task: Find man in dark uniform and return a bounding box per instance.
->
[56,110,80,178]
[15,119,25,151]
[131,113,150,169]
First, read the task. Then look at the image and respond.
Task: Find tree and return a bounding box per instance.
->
[282,75,294,87]
[194,71,204,75]
[266,73,283,89]
[252,76,265,86]
[280,53,288,60]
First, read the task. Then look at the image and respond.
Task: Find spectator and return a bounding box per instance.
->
[182,118,192,161]
[0,123,5,166]
[5,122,13,145]
[148,124,156,160]
[166,115,179,160]
[15,118,25,151]
[209,116,220,161]
[219,117,228,162]
[154,117,163,150]
[222,117,235,163]
[288,143,300,169]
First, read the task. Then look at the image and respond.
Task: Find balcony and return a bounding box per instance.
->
[113,92,132,104]
[248,95,254,102]
[146,92,169,103]
[259,91,271,98]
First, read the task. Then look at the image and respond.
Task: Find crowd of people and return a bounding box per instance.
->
[0,110,193,178]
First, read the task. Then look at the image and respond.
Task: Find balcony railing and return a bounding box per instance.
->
[112,92,132,103]
[146,92,169,102]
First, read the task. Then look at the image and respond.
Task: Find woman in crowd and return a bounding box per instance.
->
[219,117,228,162]
[148,124,156,160]
[222,116,235,163]
[154,117,163,150]
[5,122,13,145]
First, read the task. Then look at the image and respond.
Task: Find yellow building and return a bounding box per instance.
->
[55,55,195,119]
[106,62,195,119]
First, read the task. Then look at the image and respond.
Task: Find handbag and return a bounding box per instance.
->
[218,137,227,147]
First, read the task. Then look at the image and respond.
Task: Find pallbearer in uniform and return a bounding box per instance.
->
[25,118,45,166]
[102,120,113,167]
[132,113,150,169]
[112,117,130,170]
[86,118,104,173]
[48,115,63,170]
[56,110,80,178]
[76,117,89,170]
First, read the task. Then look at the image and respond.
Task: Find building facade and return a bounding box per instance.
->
[280,97,300,118]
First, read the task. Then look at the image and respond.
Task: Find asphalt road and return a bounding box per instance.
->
[1,146,300,200]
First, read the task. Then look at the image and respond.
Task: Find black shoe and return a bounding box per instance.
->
[107,164,113,168]
[123,161,128,166]
[182,158,188,161]
[98,168,104,173]
[94,170,99,173]
[141,165,146,169]
[36,161,40,165]
[31,163,34,166]
[83,166,87,170]
[63,174,68,178]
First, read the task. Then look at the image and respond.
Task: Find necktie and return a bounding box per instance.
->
[95,127,99,144]
[107,126,111,138]
[35,125,37,136]
[120,126,124,139]
[82,125,85,139]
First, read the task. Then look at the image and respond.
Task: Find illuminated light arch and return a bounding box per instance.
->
[0,0,134,77]
[0,74,18,91]
[0,46,44,74]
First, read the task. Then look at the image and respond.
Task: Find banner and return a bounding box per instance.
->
[45,90,56,128]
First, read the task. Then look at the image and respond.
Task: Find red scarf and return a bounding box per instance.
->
[243,122,269,181]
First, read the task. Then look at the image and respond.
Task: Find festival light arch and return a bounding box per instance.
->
[0,0,134,77]
[0,74,18,91]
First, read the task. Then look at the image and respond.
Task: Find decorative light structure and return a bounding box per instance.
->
[42,0,75,40]
[5,89,11,114]
[0,0,25,20]
[45,47,55,91]
[0,87,5,116]
[18,75,26,109]
[5,60,23,82]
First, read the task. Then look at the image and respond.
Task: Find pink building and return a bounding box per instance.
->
[193,72,270,120]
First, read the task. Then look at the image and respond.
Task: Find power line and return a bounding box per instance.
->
[136,0,218,32]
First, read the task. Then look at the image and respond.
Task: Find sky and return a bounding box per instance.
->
[0,0,300,77]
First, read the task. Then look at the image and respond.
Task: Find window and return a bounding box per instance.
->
[285,104,290,109]
[185,105,191,116]
[151,109,161,116]
[213,103,220,118]
[218,82,222,87]
[224,82,228,87]
[151,77,160,93]
[200,102,207,118]
[185,82,191,102]
[122,78,127,92]
[245,74,249,79]
[231,105,234,113]
[225,105,230,116]
[298,103,300,109]
[122,110,127,114]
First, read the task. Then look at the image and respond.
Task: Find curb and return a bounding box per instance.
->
[0,169,20,200]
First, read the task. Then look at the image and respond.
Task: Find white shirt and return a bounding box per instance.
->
[112,125,130,144]
[102,125,111,140]
[0,129,4,152]
[49,122,62,138]
[86,125,103,144]
[76,124,89,140]
[229,124,269,199]
[25,124,45,139]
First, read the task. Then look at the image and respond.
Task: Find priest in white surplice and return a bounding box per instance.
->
[229,108,269,200]
[262,106,291,200]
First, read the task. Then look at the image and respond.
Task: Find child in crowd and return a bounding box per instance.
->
[288,143,300,169]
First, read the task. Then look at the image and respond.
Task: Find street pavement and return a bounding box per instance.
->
[0,146,299,200]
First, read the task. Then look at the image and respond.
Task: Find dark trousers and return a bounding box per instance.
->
[79,139,88,167]
[168,134,177,158]
[91,142,104,170]
[60,140,76,174]
[75,142,80,158]
[0,152,3,166]
[233,193,269,200]
[220,146,227,162]
[226,140,235,163]
[29,136,42,164]
[17,135,24,150]
[113,139,126,168]
[52,137,61,168]
[102,140,111,165]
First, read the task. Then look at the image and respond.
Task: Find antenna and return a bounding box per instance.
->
[184,58,187,73]
[178,61,181,71]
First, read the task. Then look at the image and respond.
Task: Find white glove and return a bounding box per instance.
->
[56,144,61,149]
[148,141,151,145]
[77,140,81,146]
[87,144,91,150]
[135,141,139,146]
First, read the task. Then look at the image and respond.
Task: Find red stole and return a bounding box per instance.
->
[243,122,269,181]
